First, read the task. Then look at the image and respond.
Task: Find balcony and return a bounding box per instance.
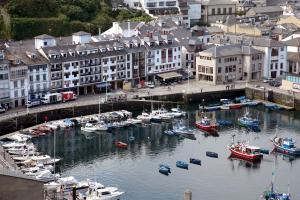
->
[51,76,62,80]
[117,58,125,63]
[147,54,155,58]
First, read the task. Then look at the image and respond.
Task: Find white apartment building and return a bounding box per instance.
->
[284,37,300,75]
[196,45,264,85]
[0,51,10,107]
[142,34,182,81]
[6,55,28,107]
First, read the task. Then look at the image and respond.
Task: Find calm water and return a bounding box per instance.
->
[33,106,300,200]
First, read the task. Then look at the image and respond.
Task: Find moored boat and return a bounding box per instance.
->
[115,141,128,149]
[206,151,218,158]
[228,142,263,161]
[195,117,218,134]
[176,161,188,169]
[238,112,260,131]
[229,104,243,109]
[189,158,201,165]
[272,137,300,156]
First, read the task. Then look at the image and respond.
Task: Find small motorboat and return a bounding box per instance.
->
[206,151,218,158]
[137,112,152,123]
[170,107,186,117]
[115,141,128,149]
[163,130,176,136]
[195,116,218,134]
[189,158,201,165]
[265,103,282,110]
[234,96,246,103]
[176,161,188,169]
[272,137,300,156]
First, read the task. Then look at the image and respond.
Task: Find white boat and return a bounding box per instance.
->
[35,169,60,181]
[2,142,27,149]
[81,123,108,132]
[30,155,61,165]
[221,105,230,110]
[45,122,60,130]
[8,149,37,156]
[79,180,125,200]
[137,112,152,123]
[170,108,186,117]
[126,118,142,125]
[7,133,32,142]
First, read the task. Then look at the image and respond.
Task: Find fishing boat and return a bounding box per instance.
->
[228,135,263,161]
[195,116,218,134]
[176,161,188,169]
[115,141,128,149]
[206,151,218,158]
[189,158,201,165]
[272,137,300,156]
[238,112,260,129]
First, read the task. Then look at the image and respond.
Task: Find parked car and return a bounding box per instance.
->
[26,100,41,108]
[269,80,281,87]
[0,106,6,113]
[263,78,273,83]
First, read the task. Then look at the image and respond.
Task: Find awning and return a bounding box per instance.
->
[96,82,111,89]
[156,72,182,81]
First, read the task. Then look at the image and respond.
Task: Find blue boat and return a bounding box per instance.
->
[265,103,282,110]
[150,115,162,123]
[208,103,221,107]
[217,119,233,126]
[206,151,218,158]
[128,136,135,142]
[189,158,201,165]
[159,166,170,175]
[176,161,188,169]
[234,96,246,103]
[163,130,175,136]
[260,148,270,155]
[238,112,260,130]
[159,164,171,173]
[204,106,221,112]
[272,137,300,156]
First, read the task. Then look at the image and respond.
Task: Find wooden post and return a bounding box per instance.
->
[184,190,192,200]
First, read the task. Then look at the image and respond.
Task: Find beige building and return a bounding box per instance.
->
[196,44,264,85]
[246,6,283,19]
[201,0,236,23]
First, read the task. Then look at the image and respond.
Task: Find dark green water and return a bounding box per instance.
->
[33,105,300,200]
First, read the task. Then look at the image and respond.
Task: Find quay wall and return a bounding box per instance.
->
[0,90,245,136]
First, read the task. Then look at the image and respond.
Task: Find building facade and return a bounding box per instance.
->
[0,51,10,108]
[201,0,236,23]
[196,45,264,85]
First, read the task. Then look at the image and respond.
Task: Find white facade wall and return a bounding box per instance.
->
[34,38,56,49]
[188,3,202,21]
[63,61,80,88]
[72,35,91,44]
[0,63,10,104]
[28,64,49,100]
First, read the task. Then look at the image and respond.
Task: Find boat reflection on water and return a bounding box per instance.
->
[228,154,261,169]
[203,132,219,137]
[80,131,95,140]
[273,150,298,163]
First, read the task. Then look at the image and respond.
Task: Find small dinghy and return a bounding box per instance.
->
[206,151,218,158]
[176,161,188,169]
[189,158,201,165]
[159,164,171,173]
[159,166,170,175]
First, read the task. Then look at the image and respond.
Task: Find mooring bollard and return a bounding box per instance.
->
[184,190,192,200]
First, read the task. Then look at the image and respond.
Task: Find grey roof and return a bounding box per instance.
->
[247,6,283,14]
[119,22,141,30]
[285,37,300,47]
[201,0,236,5]
[72,31,91,36]
[206,26,224,34]
[200,44,263,57]
[288,52,300,62]
[34,34,54,40]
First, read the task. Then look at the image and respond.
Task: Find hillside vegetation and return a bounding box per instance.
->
[0,0,152,40]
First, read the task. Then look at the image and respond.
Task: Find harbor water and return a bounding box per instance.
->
[33,105,300,200]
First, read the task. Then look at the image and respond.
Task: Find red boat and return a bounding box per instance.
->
[115,141,128,148]
[229,104,243,109]
[195,117,218,134]
[228,142,263,161]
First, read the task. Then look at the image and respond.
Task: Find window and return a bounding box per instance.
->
[44,41,48,46]
[159,1,164,6]
[275,63,278,70]
[229,7,232,14]
[21,80,24,87]
[36,75,40,81]
[270,64,273,70]
[223,8,226,14]
[217,8,221,14]
[21,89,25,96]
[281,47,284,51]
[30,76,33,82]
[14,81,18,88]
[212,8,215,15]
[218,67,222,73]
[43,74,47,81]
[271,48,278,56]
[218,58,221,63]
[280,63,283,69]
[14,90,18,98]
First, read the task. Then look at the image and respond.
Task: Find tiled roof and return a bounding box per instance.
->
[200,44,263,57]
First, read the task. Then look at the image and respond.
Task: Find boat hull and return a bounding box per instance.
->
[229,104,243,109]
[228,148,263,161]
[273,142,300,156]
